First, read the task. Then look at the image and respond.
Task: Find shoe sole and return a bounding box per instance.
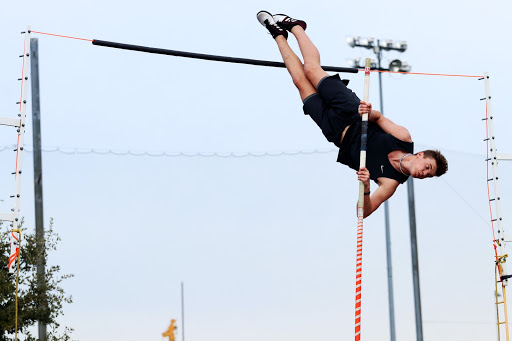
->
[256,10,273,26]
[273,13,307,31]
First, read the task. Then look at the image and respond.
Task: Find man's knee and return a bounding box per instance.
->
[304,63,327,87]
[303,63,320,78]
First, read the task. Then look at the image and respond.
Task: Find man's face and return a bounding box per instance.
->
[410,153,437,179]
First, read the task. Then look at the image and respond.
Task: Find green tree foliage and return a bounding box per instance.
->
[1,218,74,340]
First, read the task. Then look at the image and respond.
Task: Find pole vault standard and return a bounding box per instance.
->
[355,58,371,341]
[0,26,31,341]
[3,28,31,274]
[483,73,511,341]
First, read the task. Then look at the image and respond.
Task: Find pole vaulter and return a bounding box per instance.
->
[253,11,447,221]
[253,11,446,340]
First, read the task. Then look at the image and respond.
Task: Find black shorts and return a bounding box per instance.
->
[302,74,360,147]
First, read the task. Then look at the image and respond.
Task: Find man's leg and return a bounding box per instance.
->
[257,11,316,101]
[290,26,329,89]
[271,14,329,88]
[274,36,317,101]
[258,12,357,146]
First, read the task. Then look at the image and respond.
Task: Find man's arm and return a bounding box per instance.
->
[362,181,397,218]
[359,101,412,142]
[357,168,398,218]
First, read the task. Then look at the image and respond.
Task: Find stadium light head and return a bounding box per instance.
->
[347,57,361,68]
[346,36,360,47]
[379,39,393,50]
[389,59,402,72]
[359,37,375,48]
[394,41,407,52]
[399,61,411,72]
[389,59,411,72]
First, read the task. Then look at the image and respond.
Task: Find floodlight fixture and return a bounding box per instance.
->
[347,58,358,68]
[389,59,402,72]
[352,57,361,68]
[399,61,411,72]
[346,36,360,48]
[348,57,361,68]
[394,41,407,52]
[388,59,411,72]
[347,36,411,72]
[379,39,393,50]
[359,37,375,48]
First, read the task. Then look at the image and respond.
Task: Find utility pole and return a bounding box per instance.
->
[30,37,47,341]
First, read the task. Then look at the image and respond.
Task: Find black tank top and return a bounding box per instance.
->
[336,120,414,184]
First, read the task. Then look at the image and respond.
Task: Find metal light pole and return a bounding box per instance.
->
[376,42,397,341]
[347,36,413,341]
[407,179,423,341]
[30,37,47,341]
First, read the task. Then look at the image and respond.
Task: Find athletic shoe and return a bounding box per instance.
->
[257,10,288,39]
[273,14,307,31]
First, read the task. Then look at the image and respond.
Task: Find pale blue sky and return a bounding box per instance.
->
[1,0,511,340]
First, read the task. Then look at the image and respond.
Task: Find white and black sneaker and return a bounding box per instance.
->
[273,14,307,31]
[257,10,288,39]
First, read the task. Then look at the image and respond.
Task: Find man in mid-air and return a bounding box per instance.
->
[256,10,448,218]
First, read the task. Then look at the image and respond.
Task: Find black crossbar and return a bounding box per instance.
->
[92,39,359,74]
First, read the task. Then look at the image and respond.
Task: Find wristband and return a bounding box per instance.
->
[364,191,370,196]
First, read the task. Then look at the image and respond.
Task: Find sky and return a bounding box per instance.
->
[1,0,512,340]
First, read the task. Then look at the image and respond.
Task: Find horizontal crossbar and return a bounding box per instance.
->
[0,117,21,127]
[0,212,14,222]
[496,153,512,160]
[92,40,359,74]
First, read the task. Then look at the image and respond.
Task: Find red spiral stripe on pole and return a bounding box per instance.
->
[8,231,19,269]
[355,210,364,340]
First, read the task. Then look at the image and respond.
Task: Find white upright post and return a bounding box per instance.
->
[485,72,508,281]
[484,72,510,341]
[2,26,31,273]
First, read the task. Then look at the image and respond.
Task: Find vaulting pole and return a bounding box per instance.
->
[355,58,371,341]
